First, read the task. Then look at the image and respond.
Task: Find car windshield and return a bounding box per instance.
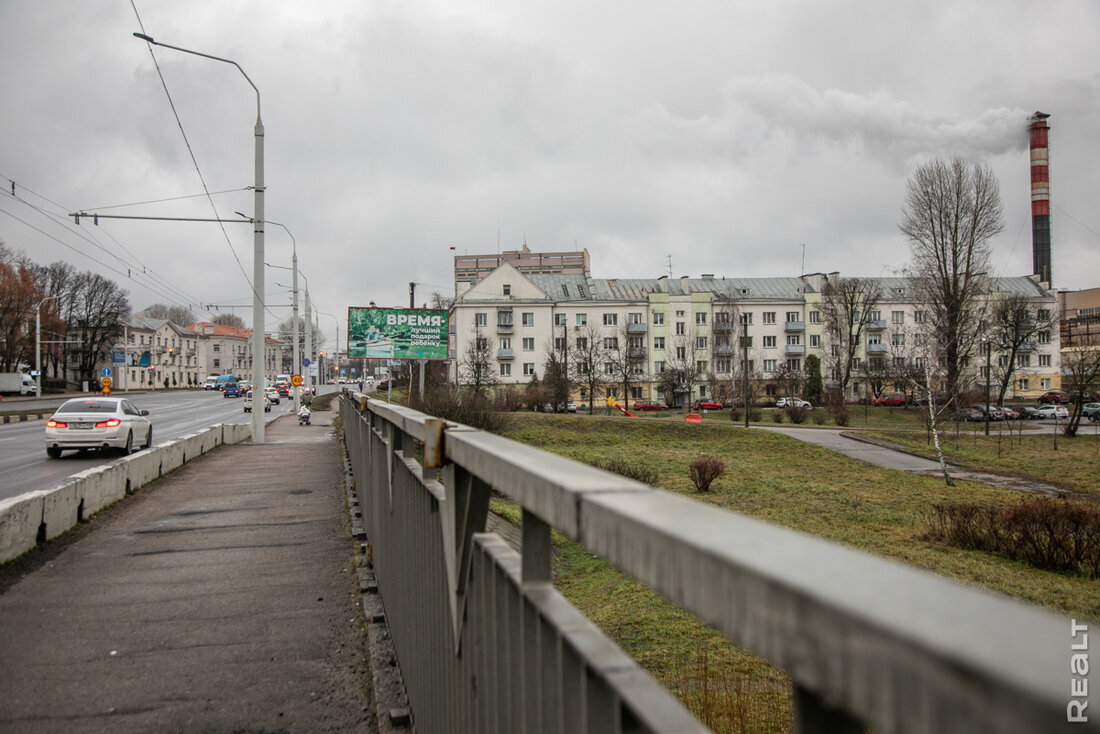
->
[57,399,117,413]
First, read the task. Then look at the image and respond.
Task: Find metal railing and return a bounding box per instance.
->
[340,392,1090,734]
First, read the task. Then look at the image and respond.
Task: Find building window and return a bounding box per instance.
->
[810,335,820,348]
[763,336,776,348]
[809,311,820,324]
[696,360,708,373]
[500,363,511,377]
[604,337,618,350]
[786,311,800,323]
[476,312,487,327]
[576,337,588,350]
[1040,378,1050,390]
[762,312,776,325]
[740,313,753,325]
[653,336,665,350]
[503,284,511,296]
[763,359,777,373]
[1038,330,1051,344]
[786,358,801,371]
[554,337,566,351]
[868,310,881,322]
[786,335,801,346]
[522,312,534,327]
[576,361,589,375]
[213,343,220,352]
[891,333,905,347]
[715,359,731,373]
[1039,354,1051,367]
[523,338,534,351]
[891,311,905,324]
[1017,354,1031,368]
[1037,309,1051,321]
[676,310,685,317]
[675,346,686,360]
[499,338,511,350]
[576,313,587,326]
[653,312,665,326]
[696,336,707,349]
[695,312,707,325]
[604,362,615,375]
[675,322,685,336]
[654,361,666,373]
[629,312,643,324]
[555,314,566,326]
[1019,378,1030,391]
[213,359,220,368]
[523,363,535,376]
[914,310,926,324]
[603,313,618,326]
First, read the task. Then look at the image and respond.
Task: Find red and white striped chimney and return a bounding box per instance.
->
[1028,111,1051,285]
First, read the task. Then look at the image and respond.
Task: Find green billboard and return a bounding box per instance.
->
[347,307,449,360]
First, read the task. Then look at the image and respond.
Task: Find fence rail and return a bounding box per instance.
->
[339,392,1093,734]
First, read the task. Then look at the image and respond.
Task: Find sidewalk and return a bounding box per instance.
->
[0,410,376,733]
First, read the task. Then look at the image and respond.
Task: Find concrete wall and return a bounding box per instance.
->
[0,423,253,564]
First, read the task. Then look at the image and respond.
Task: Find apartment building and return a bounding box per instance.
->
[451,263,1060,405]
[188,322,281,383]
[454,243,590,296]
[118,317,201,389]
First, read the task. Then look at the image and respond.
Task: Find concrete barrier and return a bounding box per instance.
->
[0,423,248,564]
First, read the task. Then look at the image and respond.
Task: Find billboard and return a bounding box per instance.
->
[347,307,449,361]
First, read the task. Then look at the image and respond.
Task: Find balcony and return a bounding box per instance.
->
[497,349,514,360]
[866,343,888,354]
[867,320,887,331]
[784,321,805,332]
[626,322,647,334]
[713,345,734,356]
[496,321,514,334]
[1018,341,1037,352]
[784,344,806,356]
[712,321,734,333]
[627,347,647,359]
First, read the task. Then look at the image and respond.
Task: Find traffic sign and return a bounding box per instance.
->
[101,376,112,388]
[291,374,303,386]
[302,359,312,367]
[101,367,112,377]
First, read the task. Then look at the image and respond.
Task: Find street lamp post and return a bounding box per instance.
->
[134,32,266,444]
[35,296,57,397]
[262,219,301,415]
[316,312,340,384]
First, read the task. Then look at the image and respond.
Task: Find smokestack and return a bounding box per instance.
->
[1028,111,1052,285]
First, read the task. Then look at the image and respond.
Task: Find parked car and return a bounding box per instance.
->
[1037,391,1070,404]
[970,404,1004,421]
[1081,402,1100,418]
[950,407,983,422]
[1018,406,1042,420]
[633,400,669,411]
[276,383,291,397]
[872,393,907,407]
[45,397,152,458]
[692,400,724,410]
[222,382,242,398]
[914,394,947,407]
[1001,407,1020,420]
[1034,404,1069,420]
[776,397,812,409]
[243,389,271,413]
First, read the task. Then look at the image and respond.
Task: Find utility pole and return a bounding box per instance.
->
[742,319,750,428]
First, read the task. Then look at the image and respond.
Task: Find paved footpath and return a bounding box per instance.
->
[0,411,375,733]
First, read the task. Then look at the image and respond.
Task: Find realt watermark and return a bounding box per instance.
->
[1069,618,1089,723]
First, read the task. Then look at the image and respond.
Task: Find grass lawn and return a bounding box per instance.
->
[495,412,1100,733]
[862,421,1100,497]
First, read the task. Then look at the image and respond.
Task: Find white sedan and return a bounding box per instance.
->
[45,397,152,458]
[1034,404,1069,420]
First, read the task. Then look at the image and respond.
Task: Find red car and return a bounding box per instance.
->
[1037,391,1070,404]
[872,393,907,407]
[633,400,669,411]
[692,400,724,410]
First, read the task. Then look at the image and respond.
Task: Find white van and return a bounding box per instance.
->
[202,375,219,390]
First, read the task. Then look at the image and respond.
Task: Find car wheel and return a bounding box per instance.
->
[121,431,133,456]
[47,446,61,459]
[142,426,153,450]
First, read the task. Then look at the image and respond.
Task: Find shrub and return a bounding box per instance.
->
[413,387,512,434]
[812,412,828,425]
[770,410,784,423]
[926,499,1100,578]
[785,406,808,424]
[832,407,850,427]
[689,455,725,492]
[728,407,743,422]
[748,408,763,422]
[593,458,659,486]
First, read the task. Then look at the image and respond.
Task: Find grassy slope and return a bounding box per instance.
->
[498,413,1099,733]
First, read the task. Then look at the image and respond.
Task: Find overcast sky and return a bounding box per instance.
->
[2,1,1098,349]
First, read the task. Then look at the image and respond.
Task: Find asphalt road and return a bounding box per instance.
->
[0,388,319,502]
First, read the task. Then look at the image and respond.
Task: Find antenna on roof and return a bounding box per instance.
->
[666,254,673,278]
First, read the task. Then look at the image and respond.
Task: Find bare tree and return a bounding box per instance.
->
[0,254,42,371]
[900,157,1003,407]
[277,316,325,373]
[1061,347,1100,437]
[66,272,130,383]
[820,276,882,398]
[212,313,246,329]
[668,327,707,407]
[460,324,496,397]
[986,292,1058,404]
[138,303,196,326]
[606,322,645,409]
[573,324,608,413]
